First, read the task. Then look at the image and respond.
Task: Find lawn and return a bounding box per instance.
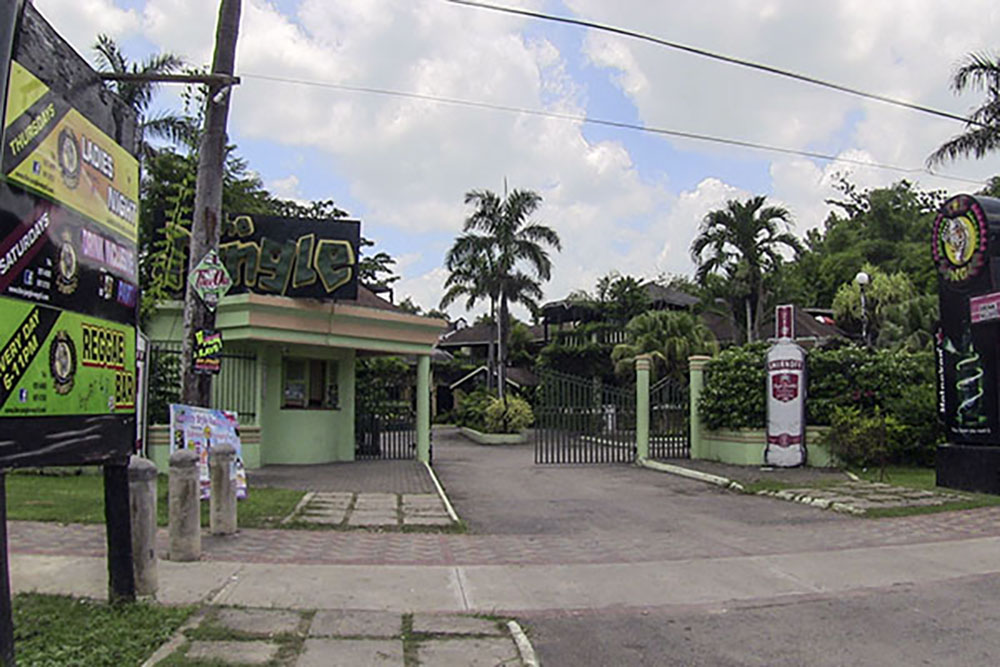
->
[4,471,304,529]
[12,593,193,666]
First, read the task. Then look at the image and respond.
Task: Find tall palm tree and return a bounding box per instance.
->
[93,34,191,158]
[690,196,803,342]
[443,188,561,398]
[927,51,1000,167]
[611,310,717,381]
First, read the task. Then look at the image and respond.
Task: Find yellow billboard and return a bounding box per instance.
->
[4,61,139,242]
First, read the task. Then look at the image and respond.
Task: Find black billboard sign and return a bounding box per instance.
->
[0,5,138,468]
[932,194,1000,445]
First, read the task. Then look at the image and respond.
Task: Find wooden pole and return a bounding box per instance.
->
[180,0,242,407]
[103,464,135,603]
[0,473,15,666]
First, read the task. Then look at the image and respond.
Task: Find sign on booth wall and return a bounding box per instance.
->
[766,305,807,467]
[0,5,138,468]
[169,403,248,500]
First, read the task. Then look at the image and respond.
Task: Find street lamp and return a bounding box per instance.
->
[855,271,870,346]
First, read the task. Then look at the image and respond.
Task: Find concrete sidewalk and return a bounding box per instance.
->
[13,535,1000,614]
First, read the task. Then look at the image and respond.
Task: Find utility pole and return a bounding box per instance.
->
[180,0,242,407]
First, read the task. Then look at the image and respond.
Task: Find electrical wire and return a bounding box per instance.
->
[444,0,985,129]
[240,72,987,186]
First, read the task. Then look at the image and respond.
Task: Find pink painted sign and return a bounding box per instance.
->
[970,291,1000,324]
[775,304,795,339]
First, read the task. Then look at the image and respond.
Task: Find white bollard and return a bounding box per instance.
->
[168,449,201,561]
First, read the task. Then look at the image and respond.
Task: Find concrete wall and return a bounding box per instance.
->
[258,344,356,465]
[147,424,262,472]
[699,427,836,468]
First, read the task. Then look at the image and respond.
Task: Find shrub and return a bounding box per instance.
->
[484,395,534,433]
[818,406,903,475]
[454,388,494,430]
[698,343,768,430]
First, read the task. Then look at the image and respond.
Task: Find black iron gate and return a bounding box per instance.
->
[534,370,636,464]
[355,376,423,461]
[649,377,690,459]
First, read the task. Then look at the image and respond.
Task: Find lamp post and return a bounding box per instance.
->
[855,270,870,347]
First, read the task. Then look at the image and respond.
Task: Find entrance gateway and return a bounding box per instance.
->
[533,369,689,464]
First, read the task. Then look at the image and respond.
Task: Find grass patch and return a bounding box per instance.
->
[6,471,304,529]
[12,593,193,666]
[853,465,936,490]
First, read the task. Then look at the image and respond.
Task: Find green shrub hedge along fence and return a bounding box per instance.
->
[698,343,943,466]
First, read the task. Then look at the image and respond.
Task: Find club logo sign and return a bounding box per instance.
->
[189,249,233,311]
[765,345,807,467]
[49,329,76,394]
[932,195,988,283]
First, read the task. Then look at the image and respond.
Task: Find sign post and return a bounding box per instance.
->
[0,4,142,653]
[765,305,807,467]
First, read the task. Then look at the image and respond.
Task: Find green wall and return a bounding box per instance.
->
[259,344,356,465]
[699,427,836,468]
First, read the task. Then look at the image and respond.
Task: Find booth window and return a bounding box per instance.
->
[283,358,339,409]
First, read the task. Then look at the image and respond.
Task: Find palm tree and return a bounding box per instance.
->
[93,34,191,158]
[442,188,561,398]
[927,51,1000,167]
[690,196,803,342]
[611,311,717,381]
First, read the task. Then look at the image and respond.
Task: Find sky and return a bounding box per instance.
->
[32,0,1000,318]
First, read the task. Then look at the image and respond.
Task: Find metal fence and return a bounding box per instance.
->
[147,341,258,425]
[649,376,690,459]
[534,370,636,464]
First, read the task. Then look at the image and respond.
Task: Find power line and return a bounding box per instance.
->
[445,0,984,129]
[240,72,986,186]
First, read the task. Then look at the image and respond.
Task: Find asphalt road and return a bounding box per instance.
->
[431,428,1000,666]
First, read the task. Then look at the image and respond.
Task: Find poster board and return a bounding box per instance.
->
[168,403,248,500]
[0,5,139,468]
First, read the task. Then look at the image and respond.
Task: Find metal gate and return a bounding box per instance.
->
[534,370,636,464]
[355,376,423,461]
[649,377,690,459]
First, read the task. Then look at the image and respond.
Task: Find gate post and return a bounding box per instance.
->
[688,355,712,459]
[416,354,431,463]
[635,355,651,461]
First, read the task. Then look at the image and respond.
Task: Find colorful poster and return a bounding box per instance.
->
[0,296,135,417]
[169,403,248,500]
[3,61,139,243]
[193,329,223,375]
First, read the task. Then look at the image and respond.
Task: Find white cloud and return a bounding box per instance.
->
[33,0,140,58]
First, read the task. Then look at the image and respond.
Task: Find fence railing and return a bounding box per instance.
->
[147,341,258,425]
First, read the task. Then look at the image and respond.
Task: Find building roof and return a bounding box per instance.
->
[438,322,546,348]
[541,281,699,324]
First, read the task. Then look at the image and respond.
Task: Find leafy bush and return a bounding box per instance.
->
[484,395,534,433]
[698,343,768,430]
[454,388,494,430]
[818,406,903,474]
[698,343,943,465]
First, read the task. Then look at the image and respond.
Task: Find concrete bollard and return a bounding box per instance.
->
[128,455,159,596]
[209,443,237,535]
[168,449,201,561]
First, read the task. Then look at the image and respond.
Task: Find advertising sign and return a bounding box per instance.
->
[189,249,232,311]
[157,212,360,302]
[765,341,807,467]
[193,329,222,375]
[775,304,795,340]
[0,5,138,468]
[932,194,1000,445]
[168,403,248,500]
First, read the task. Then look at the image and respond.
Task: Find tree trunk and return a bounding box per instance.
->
[180,0,241,407]
[498,292,508,401]
[744,297,753,343]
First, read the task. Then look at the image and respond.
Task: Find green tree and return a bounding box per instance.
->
[92,34,189,156]
[927,51,1000,166]
[690,196,803,342]
[611,310,717,381]
[443,188,561,398]
[831,263,915,344]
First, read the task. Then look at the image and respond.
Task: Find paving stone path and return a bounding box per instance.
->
[151,606,527,666]
[753,479,973,514]
[284,492,455,528]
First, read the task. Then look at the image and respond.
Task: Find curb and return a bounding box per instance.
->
[508,620,540,667]
[638,458,745,492]
[280,490,315,524]
[424,461,461,524]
